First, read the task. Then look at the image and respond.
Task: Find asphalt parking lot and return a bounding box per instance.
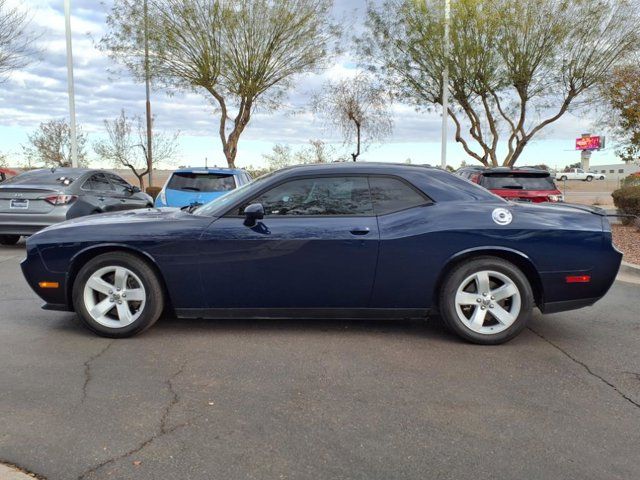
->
[1,242,639,480]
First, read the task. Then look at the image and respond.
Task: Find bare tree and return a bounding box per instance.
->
[312,73,392,161]
[23,119,88,168]
[94,110,179,188]
[262,139,339,172]
[101,0,335,168]
[362,0,640,166]
[600,62,640,164]
[0,0,36,83]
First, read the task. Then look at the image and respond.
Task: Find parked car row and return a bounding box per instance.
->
[0,166,253,245]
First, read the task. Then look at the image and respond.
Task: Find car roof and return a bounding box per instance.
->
[173,167,246,174]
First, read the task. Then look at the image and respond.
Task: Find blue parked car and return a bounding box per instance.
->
[21,163,622,344]
[155,167,252,208]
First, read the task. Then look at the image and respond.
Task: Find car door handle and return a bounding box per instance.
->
[97,196,105,202]
[120,199,126,202]
[350,227,371,236]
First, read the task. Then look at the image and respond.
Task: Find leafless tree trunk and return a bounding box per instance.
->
[312,72,392,162]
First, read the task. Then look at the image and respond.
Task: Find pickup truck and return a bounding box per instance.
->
[555,168,604,182]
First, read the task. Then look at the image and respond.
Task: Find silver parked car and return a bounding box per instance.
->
[0,168,154,245]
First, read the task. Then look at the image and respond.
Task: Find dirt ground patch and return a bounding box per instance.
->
[612,224,640,265]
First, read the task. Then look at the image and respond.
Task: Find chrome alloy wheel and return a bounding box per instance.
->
[454,270,521,335]
[83,266,146,328]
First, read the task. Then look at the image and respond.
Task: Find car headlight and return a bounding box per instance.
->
[548,194,564,202]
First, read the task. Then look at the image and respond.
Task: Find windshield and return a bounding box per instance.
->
[481,174,556,190]
[167,172,236,192]
[193,172,275,216]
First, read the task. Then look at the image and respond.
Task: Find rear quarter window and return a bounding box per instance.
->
[369,176,429,215]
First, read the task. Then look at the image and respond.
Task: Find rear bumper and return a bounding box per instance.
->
[539,297,601,314]
[0,211,69,236]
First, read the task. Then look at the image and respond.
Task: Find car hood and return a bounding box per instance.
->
[36,207,187,233]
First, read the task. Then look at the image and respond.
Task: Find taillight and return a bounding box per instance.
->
[43,194,77,205]
[159,189,167,205]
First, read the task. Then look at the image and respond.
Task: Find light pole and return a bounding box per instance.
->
[64,0,78,168]
[440,0,450,169]
[144,0,153,188]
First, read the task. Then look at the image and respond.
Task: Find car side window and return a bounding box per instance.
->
[106,174,132,194]
[246,176,373,216]
[83,173,113,192]
[369,176,429,215]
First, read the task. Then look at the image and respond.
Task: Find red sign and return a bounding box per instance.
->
[575,136,603,151]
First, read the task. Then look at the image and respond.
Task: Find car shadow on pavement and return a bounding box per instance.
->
[49,311,466,344]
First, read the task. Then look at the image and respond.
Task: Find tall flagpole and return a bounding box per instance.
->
[64,0,78,168]
[440,0,450,169]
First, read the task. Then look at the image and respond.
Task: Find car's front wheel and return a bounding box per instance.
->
[72,252,164,337]
[439,257,534,345]
[560,175,567,181]
[586,176,593,182]
[0,235,20,245]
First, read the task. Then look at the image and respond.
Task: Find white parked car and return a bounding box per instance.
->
[555,168,603,182]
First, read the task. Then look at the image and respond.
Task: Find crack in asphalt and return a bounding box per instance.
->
[78,341,114,407]
[528,327,640,409]
[76,361,188,480]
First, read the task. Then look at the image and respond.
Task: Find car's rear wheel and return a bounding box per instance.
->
[439,257,534,345]
[586,176,593,182]
[560,175,567,181]
[72,252,164,338]
[0,235,20,245]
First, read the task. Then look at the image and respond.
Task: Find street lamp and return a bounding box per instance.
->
[64,0,78,168]
[440,0,450,169]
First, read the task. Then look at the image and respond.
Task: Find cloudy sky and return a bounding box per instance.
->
[0,0,619,170]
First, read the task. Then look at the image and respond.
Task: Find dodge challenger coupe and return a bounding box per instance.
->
[20,163,622,344]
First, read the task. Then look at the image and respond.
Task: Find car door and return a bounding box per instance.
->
[198,175,380,309]
[81,173,118,212]
[106,174,148,210]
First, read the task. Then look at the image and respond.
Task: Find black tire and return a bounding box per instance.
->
[560,175,567,181]
[599,176,605,180]
[0,234,20,245]
[586,176,593,182]
[439,256,534,345]
[72,252,164,338]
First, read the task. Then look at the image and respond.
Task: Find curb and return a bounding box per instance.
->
[618,261,640,284]
[0,463,42,480]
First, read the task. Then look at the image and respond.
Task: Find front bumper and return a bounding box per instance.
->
[20,243,69,308]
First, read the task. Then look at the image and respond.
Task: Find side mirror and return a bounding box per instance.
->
[243,203,264,227]
[130,185,141,193]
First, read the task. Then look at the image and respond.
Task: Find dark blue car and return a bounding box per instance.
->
[21,163,622,344]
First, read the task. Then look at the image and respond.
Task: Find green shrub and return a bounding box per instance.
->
[612,186,640,226]
[621,173,640,188]
[146,186,161,200]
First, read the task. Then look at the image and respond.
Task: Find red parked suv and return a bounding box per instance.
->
[457,167,563,203]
